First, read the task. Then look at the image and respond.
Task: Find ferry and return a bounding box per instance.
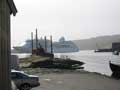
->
[13,37,79,53]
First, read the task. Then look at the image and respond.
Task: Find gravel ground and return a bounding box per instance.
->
[32,71,120,90]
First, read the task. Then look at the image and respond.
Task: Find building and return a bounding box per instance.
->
[0,0,17,90]
[11,55,19,70]
[112,42,120,51]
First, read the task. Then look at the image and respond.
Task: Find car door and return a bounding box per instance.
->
[11,72,23,87]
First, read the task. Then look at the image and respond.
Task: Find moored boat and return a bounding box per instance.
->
[109,61,120,73]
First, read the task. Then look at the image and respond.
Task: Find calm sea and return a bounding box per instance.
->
[11,53,31,59]
[55,50,120,76]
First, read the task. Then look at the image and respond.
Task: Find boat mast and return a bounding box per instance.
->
[44,36,47,52]
[36,29,38,50]
[50,35,53,54]
[31,32,33,55]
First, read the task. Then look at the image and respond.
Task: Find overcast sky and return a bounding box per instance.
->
[11,0,120,47]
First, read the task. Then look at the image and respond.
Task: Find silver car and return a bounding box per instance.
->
[11,70,40,90]
[11,81,17,90]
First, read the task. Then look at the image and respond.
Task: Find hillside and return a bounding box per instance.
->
[72,34,120,50]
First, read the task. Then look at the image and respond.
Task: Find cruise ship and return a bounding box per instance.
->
[13,37,80,53]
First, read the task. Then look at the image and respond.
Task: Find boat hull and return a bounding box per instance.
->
[109,61,120,73]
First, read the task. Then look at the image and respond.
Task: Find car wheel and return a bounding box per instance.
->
[19,84,31,90]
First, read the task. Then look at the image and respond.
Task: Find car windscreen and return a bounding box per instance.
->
[11,72,28,79]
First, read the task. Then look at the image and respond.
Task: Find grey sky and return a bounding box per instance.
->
[11,0,120,46]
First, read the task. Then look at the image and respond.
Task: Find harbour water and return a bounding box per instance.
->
[12,53,31,59]
[55,50,120,76]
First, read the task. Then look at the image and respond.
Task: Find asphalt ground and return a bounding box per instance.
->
[32,72,120,90]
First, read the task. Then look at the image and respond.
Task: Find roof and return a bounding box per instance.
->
[7,0,17,16]
[11,69,24,73]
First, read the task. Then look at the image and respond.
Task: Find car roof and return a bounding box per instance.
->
[11,69,24,73]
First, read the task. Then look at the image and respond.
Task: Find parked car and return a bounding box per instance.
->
[11,81,17,90]
[11,70,40,90]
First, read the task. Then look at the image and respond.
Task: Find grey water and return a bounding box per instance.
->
[12,53,31,59]
[55,50,120,76]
